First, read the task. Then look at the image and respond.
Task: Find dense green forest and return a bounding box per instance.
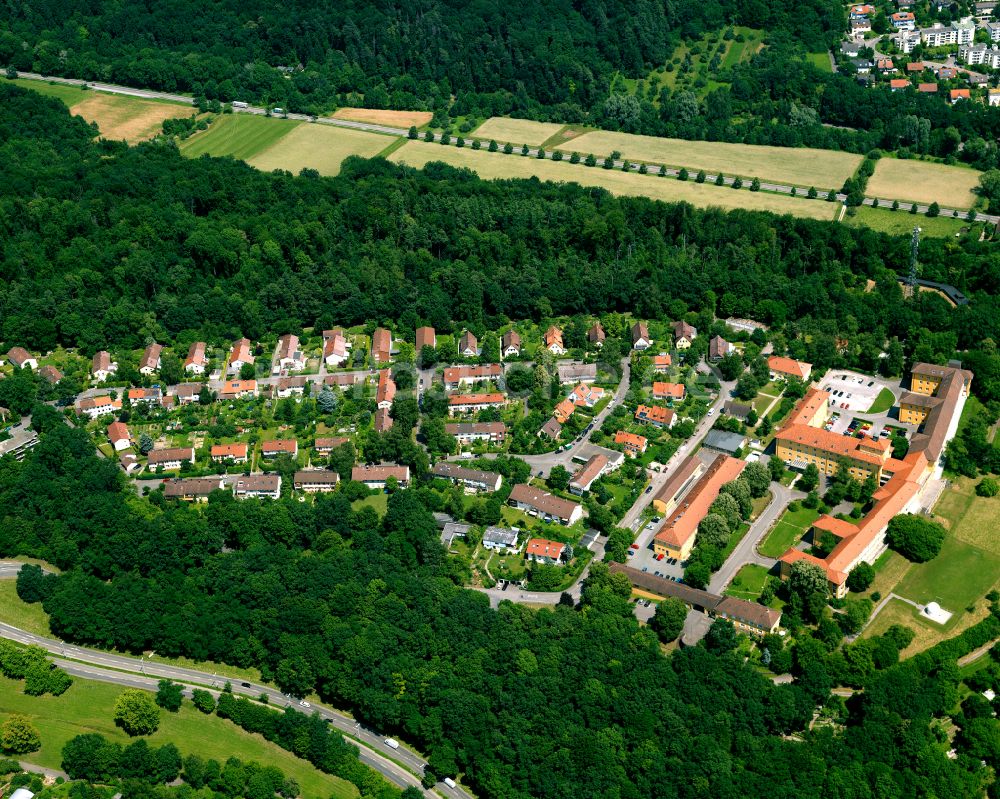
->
[3,84,1000,402]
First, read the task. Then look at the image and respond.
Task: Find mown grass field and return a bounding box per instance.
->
[757,504,822,558]
[180,113,300,161]
[724,563,770,601]
[12,79,91,106]
[895,534,1000,611]
[471,117,566,146]
[0,580,51,636]
[863,596,992,659]
[843,205,971,237]
[389,141,838,220]
[934,476,1000,557]
[0,675,357,799]
[867,158,981,209]
[866,387,895,414]
[332,107,432,128]
[250,124,393,175]
[567,130,862,189]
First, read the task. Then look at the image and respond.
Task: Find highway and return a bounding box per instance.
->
[15,70,996,225]
[0,610,470,799]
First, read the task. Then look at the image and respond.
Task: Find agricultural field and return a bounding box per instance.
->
[389,141,839,221]
[567,130,862,189]
[0,675,357,799]
[333,107,432,128]
[249,124,393,176]
[471,117,566,146]
[14,79,190,142]
[180,113,300,161]
[843,205,972,237]
[867,158,982,209]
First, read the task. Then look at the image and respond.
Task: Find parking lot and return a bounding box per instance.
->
[817,370,895,414]
[627,518,686,581]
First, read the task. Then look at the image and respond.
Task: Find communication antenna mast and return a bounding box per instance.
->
[905,226,921,299]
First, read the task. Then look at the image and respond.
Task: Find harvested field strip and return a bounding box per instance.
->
[472,117,566,146]
[867,158,981,209]
[249,123,392,176]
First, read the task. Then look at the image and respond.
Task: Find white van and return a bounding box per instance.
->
[232,101,249,109]
[443,777,457,789]
[384,738,400,750]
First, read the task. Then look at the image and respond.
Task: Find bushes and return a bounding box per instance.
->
[0,640,72,696]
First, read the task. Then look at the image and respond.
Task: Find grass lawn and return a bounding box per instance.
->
[352,492,389,516]
[933,476,1000,557]
[249,123,393,176]
[12,79,91,106]
[866,387,895,414]
[566,129,861,189]
[180,113,300,161]
[758,504,821,558]
[843,205,971,238]
[860,549,911,600]
[720,27,766,69]
[895,534,1000,611]
[724,563,771,601]
[863,596,992,659]
[867,157,981,209]
[389,141,838,221]
[803,51,833,72]
[471,117,566,146]
[0,580,52,636]
[0,675,357,799]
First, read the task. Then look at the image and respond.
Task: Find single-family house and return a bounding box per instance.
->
[482,526,520,552]
[557,362,598,384]
[990,87,1000,106]
[768,355,812,382]
[509,484,583,525]
[39,365,62,384]
[876,58,896,74]
[652,353,672,373]
[229,338,254,371]
[538,417,562,439]
[276,375,308,398]
[6,347,37,370]
[635,404,675,428]
[458,330,479,357]
[553,399,577,423]
[376,369,396,409]
[724,401,753,421]
[890,78,910,91]
[314,436,349,454]
[709,335,734,361]
[850,3,875,17]
[652,382,686,402]
[588,322,606,347]
[567,382,605,407]
[92,351,117,382]
[371,328,391,364]
[211,443,248,463]
[444,364,502,390]
[614,430,648,457]
[525,538,566,565]
[262,439,298,459]
[415,326,436,354]
[76,395,121,419]
[139,343,162,375]
[891,11,916,28]
[127,387,162,405]
[374,406,393,433]
[918,82,938,93]
[430,461,503,493]
[184,342,208,374]
[672,321,696,349]
[906,61,924,73]
[274,334,305,372]
[501,330,522,358]
[631,321,652,350]
[234,474,282,500]
[293,469,340,493]
[351,464,410,489]
[569,454,608,495]
[164,478,222,502]
[544,326,566,355]
[147,447,195,470]
[219,379,257,400]
[951,88,970,103]
[323,330,349,367]
[107,421,131,452]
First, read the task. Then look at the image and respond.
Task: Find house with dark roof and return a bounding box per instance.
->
[234,474,282,499]
[139,343,162,375]
[588,322,605,347]
[458,330,479,357]
[501,330,521,358]
[631,322,652,350]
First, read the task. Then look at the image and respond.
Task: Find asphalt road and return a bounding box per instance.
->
[0,617,468,799]
[17,70,995,224]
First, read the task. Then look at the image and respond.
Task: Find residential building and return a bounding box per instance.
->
[714,596,784,635]
[444,364,502,389]
[219,379,257,400]
[147,447,195,470]
[229,338,254,371]
[352,464,410,488]
[990,87,1000,106]
[371,328,391,363]
[553,398,577,423]
[458,330,478,357]
[276,375,308,398]
[652,382,686,402]
[169,383,202,405]
[672,321,696,349]
[988,20,1000,40]
[631,321,652,350]
[525,538,566,565]
[876,58,896,74]
[0,426,39,461]
[430,461,503,492]
[588,322,606,347]
[635,404,675,428]
[374,406,393,433]
[709,335,734,361]
[557,362,598,384]
[851,17,872,34]
[895,29,921,52]
[567,382,605,407]
[723,401,752,421]
[415,326,436,354]
[234,474,282,500]
[184,342,208,374]
[509,484,583,525]
[118,452,141,475]
[445,421,506,444]
[538,417,562,439]
[906,61,924,73]
[501,330,521,358]
[653,454,747,559]
[107,421,131,452]
[325,373,364,389]
[39,365,62,384]
[650,353,671,374]
[890,78,910,91]
[850,3,875,17]
[164,478,222,502]
[139,343,162,375]
[569,454,608,495]
[323,330,349,367]
[891,10,916,28]
[899,363,973,463]
[703,429,747,456]
[6,347,37,370]
[921,22,974,46]
[614,430,648,456]
[211,443,248,463]
[127,387,162,405]
[314,436,349,454]
[959,43,1000,67]
[544,326,566,355]
[91,351,117,382]
[293,469,340,493]
[482,526,520,552]
[376,369,396,409]
[767,355,812,382]
[652,455,705,515]
[76,395,121,419]
[951,88,971,103]
[274,334,305,372]
[447,393,506,415]
[918,82,939,93]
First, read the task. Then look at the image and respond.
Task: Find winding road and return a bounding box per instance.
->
[13,71,996,225]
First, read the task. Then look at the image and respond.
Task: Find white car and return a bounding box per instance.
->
[299,700,310,708]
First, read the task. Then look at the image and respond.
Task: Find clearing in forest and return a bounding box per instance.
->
[568,130,862,189]
[471,117,566,146]
[69,94,189,142]
[180,113,301,161]
[867,158,981,209]
[249,123,393,175]
[388,140,838,221]
[333,107,432,128]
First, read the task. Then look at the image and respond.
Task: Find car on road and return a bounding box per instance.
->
[644,486,652,494]
[300,700,310,708]
[706,408,715,416]
[444,778,457,789]
[384,738,400,749]
[630,543,639,549]
[627,549,635,557]
[241,682,251,688]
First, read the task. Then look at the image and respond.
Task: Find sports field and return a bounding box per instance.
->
[389,141,837,220]
[0,674,357,799]
[567,130,862,189]
[333,107,432,128]
[472,117,566,146]
[867,158,981,209]
[180,113,300,160]
[250,124,392,175]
